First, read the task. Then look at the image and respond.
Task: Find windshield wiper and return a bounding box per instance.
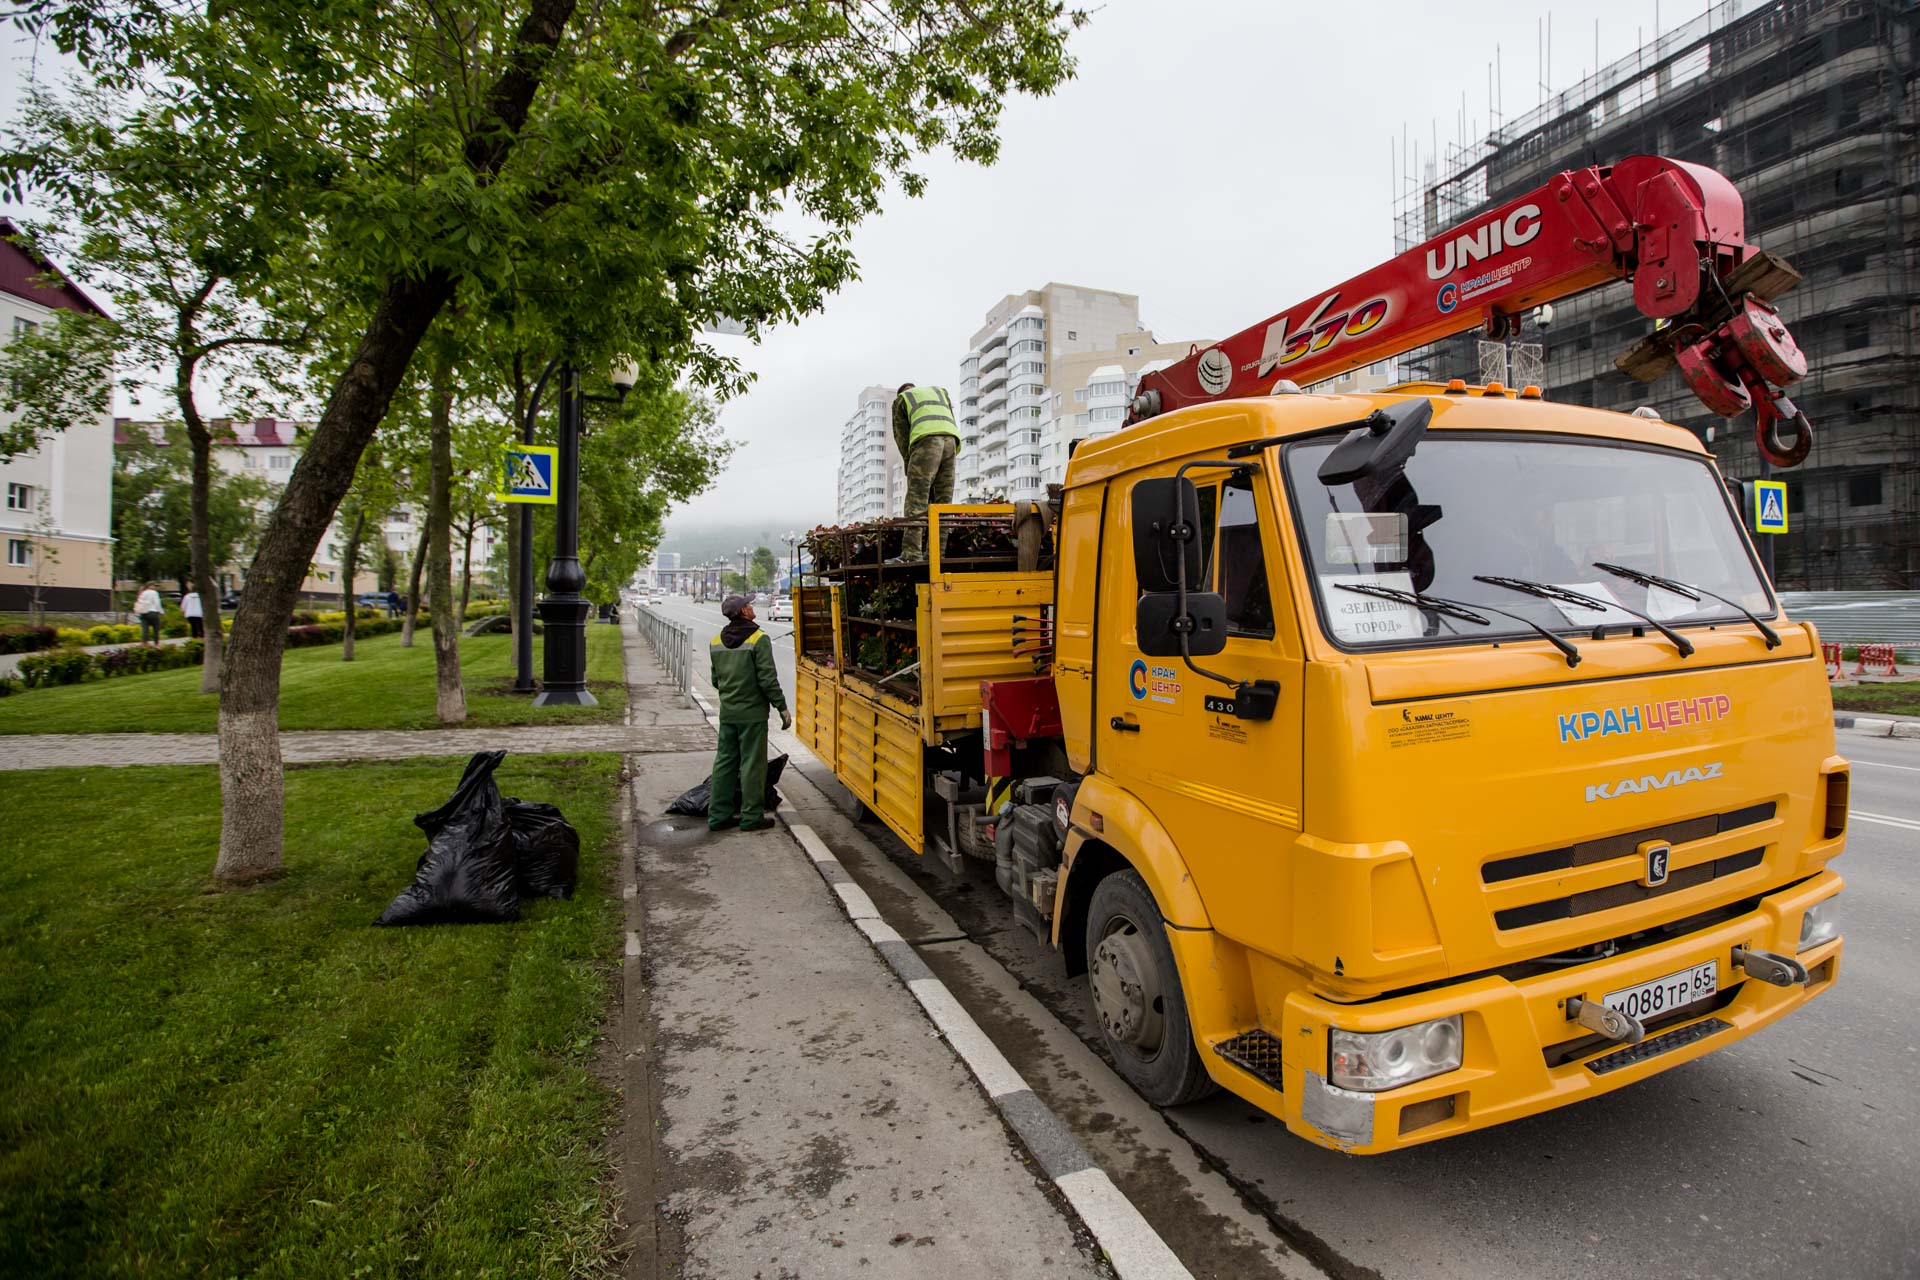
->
[1336,583,1582,667]
[1591,562,1780,650]
[1473,575,1694,659]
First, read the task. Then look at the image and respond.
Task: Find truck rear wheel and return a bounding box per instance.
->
[1084,870,1216,1107]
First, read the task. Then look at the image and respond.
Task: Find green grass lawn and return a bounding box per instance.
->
[0,625,627,734]
[1831,681,1920,719]
[0,754,625,1278]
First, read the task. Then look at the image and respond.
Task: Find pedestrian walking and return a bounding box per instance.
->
[181,588,204,639]
[134,583,163,648]
[707,594,789,832]
[386,588,403,619]
[891,381,961,561]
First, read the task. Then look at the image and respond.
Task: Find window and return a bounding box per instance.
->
[1066,330,1076,341]
[1848,472,1883,508]
[1090,406,1123,422]
[1215,474,1274,637]
[5,482,31,511]
[11,317,38,337]
[8,539,31,567]
[1843,319,1870,350]
[269,454,291,470]
[1074,388,1088,402]
[1839,251,1869,275]
[1090,380,1126,398]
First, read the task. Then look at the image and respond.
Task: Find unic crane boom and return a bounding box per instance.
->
[1129,155,1815,466]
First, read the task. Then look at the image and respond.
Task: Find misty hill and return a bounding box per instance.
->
[653,520,816,568]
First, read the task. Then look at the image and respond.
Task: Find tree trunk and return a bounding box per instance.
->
[215,268,458,886]
[341,505,367,662]
[213,0,577,884]
[401,525,429,647]
[176,308,225,694]
[458,514,475,629]
[427,350,466,724]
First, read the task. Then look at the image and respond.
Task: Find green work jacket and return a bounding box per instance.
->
[710,628,787,725]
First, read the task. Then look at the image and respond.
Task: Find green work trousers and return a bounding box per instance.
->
[901,434,958,558]
[709,718,770,829]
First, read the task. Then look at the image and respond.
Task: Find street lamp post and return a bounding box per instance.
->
[512,357,564,694]
[532,355,638,708]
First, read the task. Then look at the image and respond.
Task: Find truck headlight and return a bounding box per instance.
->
[1328,1015,1463,1092]
[1798,898,1840,952]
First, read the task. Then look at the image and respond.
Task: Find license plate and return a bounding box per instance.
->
[1604,961,1718,1022]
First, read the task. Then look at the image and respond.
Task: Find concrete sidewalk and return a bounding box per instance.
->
[613,618,1108,1278]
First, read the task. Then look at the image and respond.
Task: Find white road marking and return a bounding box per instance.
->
[1853,811,1920,832]
[1053,1168,1196,1279]
[831,880,880,920]
[905,977,1029,1100]
[1848,758,1920,774]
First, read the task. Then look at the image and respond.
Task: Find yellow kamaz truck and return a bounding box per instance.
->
[793,156,1844,1153]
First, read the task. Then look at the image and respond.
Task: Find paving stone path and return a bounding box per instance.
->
[0,622,714,771]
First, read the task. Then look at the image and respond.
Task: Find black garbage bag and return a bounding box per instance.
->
[665,753,788,816]
[505,798,579,899]
[374,750,520,925]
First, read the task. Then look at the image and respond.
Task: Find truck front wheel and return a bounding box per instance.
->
[1084,870,1216,1106]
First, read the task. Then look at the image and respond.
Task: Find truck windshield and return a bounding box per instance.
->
[1282,432,1774,651]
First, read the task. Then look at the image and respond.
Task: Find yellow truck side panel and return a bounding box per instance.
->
[919,572,1054,743]
[837,683,925,853]
[795,659,838,773]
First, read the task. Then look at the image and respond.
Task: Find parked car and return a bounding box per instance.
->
[355,592,388,610]
[769,595,793,622]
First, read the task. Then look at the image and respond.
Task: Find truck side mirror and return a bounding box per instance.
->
[1131,477,1204,592]
[1135,590,1227,658]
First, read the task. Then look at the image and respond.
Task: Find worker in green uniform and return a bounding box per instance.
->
[708,594,790,831]
[891,381,961,560]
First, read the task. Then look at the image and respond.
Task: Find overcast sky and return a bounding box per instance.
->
[687,0,1698,532]
[1,0,1697,533]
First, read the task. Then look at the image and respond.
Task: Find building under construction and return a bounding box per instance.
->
[1394,0,1918,590]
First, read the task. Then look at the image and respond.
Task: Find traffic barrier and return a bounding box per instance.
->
[1823,643,1844,680]
[1853,643,1901,677]
[637,606,695,695]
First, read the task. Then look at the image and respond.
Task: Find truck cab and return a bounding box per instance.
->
[1049,383,1847,1152]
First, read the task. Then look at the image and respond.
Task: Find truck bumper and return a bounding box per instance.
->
[1208,871,1844,1154]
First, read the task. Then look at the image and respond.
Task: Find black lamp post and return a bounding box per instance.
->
[532,355,639,707]
[512,357,563,694]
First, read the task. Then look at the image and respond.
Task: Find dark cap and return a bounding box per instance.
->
[721,593,754,619]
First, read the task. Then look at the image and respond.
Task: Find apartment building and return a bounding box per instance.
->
[0,222,115,614]
[1036,330,1208,487]
[1395,0,1919,588]
[836,384,903,523]
[956,283,1151,501]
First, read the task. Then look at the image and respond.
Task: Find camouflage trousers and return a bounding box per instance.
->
[901,434,957,559]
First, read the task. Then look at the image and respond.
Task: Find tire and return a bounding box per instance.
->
[851,797,879,825]
[1084,869,1217,1106]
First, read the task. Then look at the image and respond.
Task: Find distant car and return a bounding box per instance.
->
[648,593,665,606]
[769,596,794,622]
[355,592,387,609]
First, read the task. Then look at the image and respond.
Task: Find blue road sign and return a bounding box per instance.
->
[498,445,558,505]
[1754,479,1788,534]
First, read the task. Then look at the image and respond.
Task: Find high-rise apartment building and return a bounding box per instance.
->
[956,283,1152,501]
[1037,331,1207,487]
[1395,0,1918,589]
[836,385,903,523]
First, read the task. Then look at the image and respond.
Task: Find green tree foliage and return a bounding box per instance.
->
[748,545,777,591]
[112,425,271,590]
[9,0,1085,883]
[0,307,119,461]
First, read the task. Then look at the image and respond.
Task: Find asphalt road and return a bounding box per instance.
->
[643,595,1919,1279]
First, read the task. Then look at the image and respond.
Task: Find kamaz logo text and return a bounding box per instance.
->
[1425,204,1543,280]
[1586,761,1723,803]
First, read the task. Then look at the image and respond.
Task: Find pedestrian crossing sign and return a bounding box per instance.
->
[498,445,558,505]
[1753,479,1788,534]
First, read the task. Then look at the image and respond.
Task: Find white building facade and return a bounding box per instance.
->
[836,384,903,523]
[0,226,115,613]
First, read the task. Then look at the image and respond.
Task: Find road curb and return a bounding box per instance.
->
[783,818,1193,1280]
[1833,713,1920,738]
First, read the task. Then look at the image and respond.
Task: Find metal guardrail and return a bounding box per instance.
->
[637,607,696,695]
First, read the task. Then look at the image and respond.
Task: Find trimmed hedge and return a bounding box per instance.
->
[14,615,403,690]
[0,624,58,655]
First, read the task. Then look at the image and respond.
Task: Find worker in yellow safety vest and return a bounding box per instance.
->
[890,382,961,561]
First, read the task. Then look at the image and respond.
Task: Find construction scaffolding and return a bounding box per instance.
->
[1392,0,1920,590]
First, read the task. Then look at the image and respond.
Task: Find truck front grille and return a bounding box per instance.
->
[1494,848,1764,930]
[1481,802,1774,884]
